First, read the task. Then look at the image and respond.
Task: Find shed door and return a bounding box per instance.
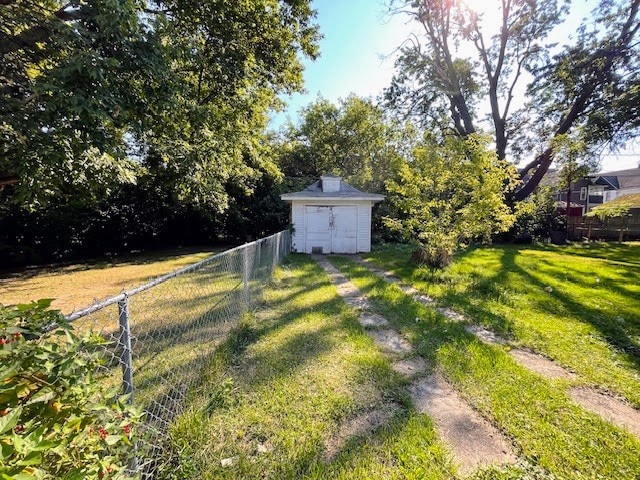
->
[304,205,357,254]
[331,206,357,254]
[305,206,332,254]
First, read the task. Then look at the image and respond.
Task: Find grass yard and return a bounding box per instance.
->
[163,255,463,479]
[0,247,222,314]
[328,253,640,479]
[363,242,640,408]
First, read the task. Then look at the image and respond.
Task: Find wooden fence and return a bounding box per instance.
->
[567,213,640,241]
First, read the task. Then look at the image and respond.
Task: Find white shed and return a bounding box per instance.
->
[280,175,385,254]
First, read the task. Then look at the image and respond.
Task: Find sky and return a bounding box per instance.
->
[269,0,639,173]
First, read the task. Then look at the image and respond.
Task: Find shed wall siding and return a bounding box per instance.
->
[358,202,372,252]
[291,202,306,252]
[289,200,374,253]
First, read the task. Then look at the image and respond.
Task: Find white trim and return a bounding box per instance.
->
[580,187,587,201]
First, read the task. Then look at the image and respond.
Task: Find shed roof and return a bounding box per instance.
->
[281,177,385,202]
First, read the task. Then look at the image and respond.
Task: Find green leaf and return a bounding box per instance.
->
[0,364,19,382]
[25,389,55,406]
[16,450,42,466]
[104,435,122,446]
[11,473,39,480]
[0,406,22,435]
[0,438,15,461]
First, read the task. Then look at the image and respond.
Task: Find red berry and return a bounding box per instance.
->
[15,425,24,434]
[99,428,108,439]
[0,338,8,345]
[122,424,131,435]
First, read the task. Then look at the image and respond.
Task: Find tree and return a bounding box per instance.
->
[384,133,518,268]
[386,0,640,200]
[279,95,415,192]
[0,0,319,210]
[552,133,599,223]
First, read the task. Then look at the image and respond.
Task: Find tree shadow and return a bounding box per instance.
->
[397,245,640,368]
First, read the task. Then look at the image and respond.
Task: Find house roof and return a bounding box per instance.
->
[595,167,640,190]
[280,177,385,202]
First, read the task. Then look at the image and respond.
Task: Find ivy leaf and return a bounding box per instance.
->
[0,406,22,435]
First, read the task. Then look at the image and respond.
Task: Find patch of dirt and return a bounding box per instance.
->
[368,329,413,355]
[359,312,389,328]
[336,282,361,297]
[324,403,400,461]
[326,272,348,284]
[342,295,372,310]
[415,294,435,305]
[392,356,430,377]
[410,373,517,475]
[437,307,466,322]
[465,325,509,345]
[399,285,420,296]
[568,387,640,438]
[509,349,576,380]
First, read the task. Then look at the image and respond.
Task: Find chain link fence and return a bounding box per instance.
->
[64,230,291,477]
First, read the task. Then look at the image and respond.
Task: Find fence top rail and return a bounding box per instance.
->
[64,230,289,322]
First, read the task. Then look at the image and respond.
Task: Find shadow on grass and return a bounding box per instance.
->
[329,256,640,479]
[381,244,640,367]
[545,242,640,266]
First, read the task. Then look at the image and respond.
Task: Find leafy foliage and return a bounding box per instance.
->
[385,0,640,200]
[278,95,415,192]
[0,300,143,479]
[0,0,318,211]
[509,186,566,241]
[587,196,637,219]
[384,134,518,267]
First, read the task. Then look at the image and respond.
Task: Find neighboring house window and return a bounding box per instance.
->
[580,187,587,200]
[591,186,604,196]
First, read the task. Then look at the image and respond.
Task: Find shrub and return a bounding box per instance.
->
[508,186,565,242]
[385,133,518,268]
[0,300,143,479]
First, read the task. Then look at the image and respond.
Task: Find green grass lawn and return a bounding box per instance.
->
[328,253,640,479]
[363,242,640,408]
[162,255,462,479]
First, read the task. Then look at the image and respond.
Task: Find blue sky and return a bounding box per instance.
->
[270,0,638,172]
[270,0,407,128]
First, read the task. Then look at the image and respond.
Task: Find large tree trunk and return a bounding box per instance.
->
[512,149,553,201]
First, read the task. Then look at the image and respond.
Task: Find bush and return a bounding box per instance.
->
[507,186,566,242]
[411,244,454,269]
[385,133,518,268]
[0,300,143,479]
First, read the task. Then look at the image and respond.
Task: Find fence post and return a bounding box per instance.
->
[117,296,135,401]
[117,296,139,473]
[243,245,250,307]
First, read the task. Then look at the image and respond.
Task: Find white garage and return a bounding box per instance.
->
[281,175,384,254]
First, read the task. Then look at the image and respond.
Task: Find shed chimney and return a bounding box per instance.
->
[321,175,341,193]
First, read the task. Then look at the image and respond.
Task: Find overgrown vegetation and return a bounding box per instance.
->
[0,300,142,479]
[385,134,518,268]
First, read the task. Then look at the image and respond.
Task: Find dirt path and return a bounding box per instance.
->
[313,255,517,475]
[354,256,640,440]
